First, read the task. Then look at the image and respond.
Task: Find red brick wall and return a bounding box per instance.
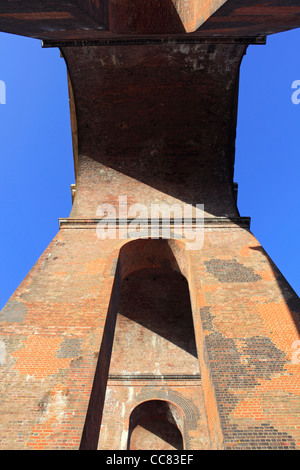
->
[1,228,299,449]
[63,43,244,219]
[0,2,300,451]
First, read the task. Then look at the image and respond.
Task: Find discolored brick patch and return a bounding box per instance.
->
[204,258,262,283]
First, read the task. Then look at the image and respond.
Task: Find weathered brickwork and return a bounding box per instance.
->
[0,228,299,449]
[62,42,245,220]
[0,0,300,451]
[192,229,300,450]
[1,1,300,40]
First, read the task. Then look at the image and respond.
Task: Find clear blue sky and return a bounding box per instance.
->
[0,28,299,310]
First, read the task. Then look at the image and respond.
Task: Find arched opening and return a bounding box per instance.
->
[108,265,199,376]
[128,400,184,450]
[83,239,206,450]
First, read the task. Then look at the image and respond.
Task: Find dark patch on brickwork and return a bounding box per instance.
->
[243,336,287,378]
[204,330,286,399]
[204,258,262,283]
[200,302,289,448]
[56,337,82,359]
[200,306,215,332]
[0,300,28,323]
[225,424,296,450]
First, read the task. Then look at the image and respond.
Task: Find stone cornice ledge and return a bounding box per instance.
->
[58,216,251,229]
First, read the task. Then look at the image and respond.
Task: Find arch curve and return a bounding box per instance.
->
[117,237,191,281]
[128,399,184,450]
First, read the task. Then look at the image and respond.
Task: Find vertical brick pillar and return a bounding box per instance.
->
[0,38,299,450]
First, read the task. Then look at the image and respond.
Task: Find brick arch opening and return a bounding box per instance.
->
[108,238,200,376]
[128,400,184,450]
[81,238,201,450]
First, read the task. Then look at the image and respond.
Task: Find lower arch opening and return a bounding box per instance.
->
[128,400,184,450]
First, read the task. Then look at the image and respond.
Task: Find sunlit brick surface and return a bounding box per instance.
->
[0,0,300,451]
[1,231,299,449]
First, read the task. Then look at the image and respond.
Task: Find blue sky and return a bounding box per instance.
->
[0,29,299,309]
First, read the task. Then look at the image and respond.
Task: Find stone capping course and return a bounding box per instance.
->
[58,216,251,229]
